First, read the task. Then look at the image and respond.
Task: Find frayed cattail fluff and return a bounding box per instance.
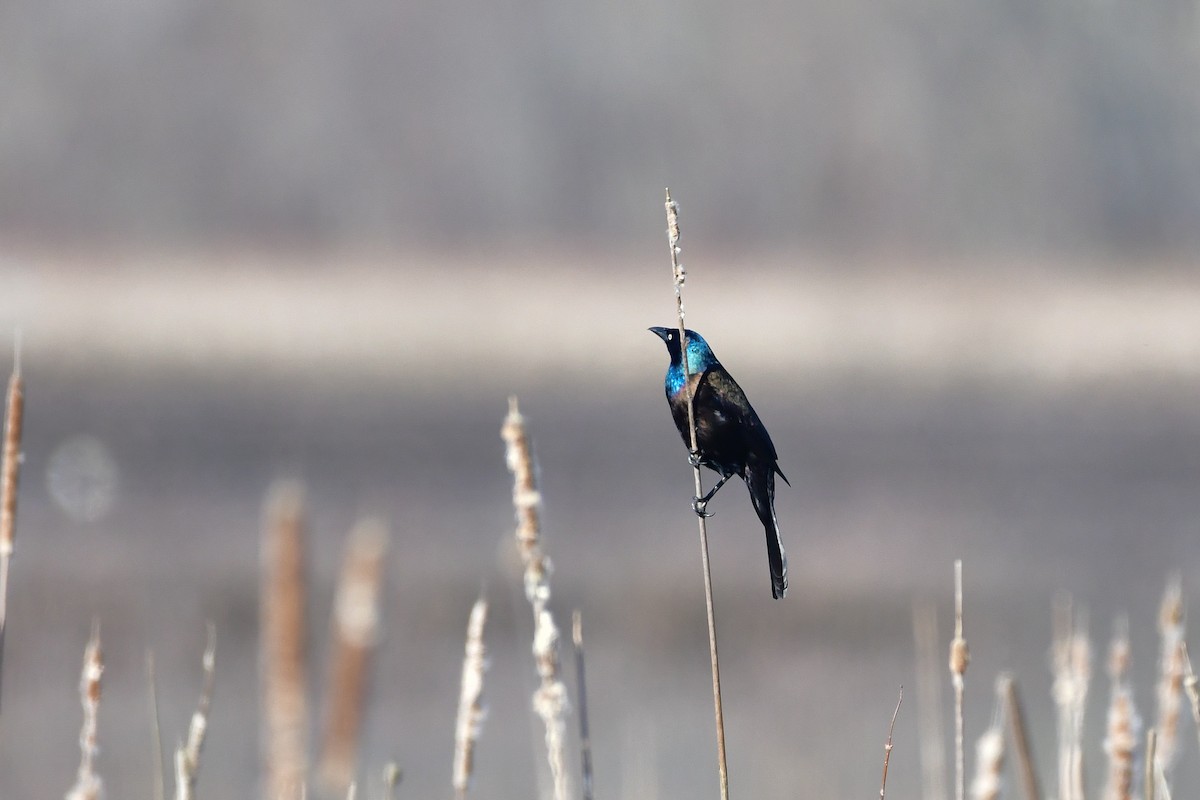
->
[1155,579,1185,776]
[502,399,570,800]
[453,598,489,800]
[1103,620,1140,800]
[970,728,1005,800]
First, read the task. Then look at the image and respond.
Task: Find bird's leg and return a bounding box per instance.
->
[691,474,731,518]
[687,448,703,468]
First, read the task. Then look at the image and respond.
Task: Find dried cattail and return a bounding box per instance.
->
[65,621,104,800]
[0,341,24,712]
[453,597,489,800]
[1154,578,1185,777]
[318,519,390,794]
[260,481,309,800]
[1103,618,1139,800]
[174,624,217,800]
[950,560,969,800]
[1052,596,1090,800]
[501,399,570,800]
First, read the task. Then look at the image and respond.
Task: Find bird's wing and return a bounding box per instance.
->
[694,365,780,460]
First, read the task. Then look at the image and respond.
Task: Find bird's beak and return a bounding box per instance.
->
[648,326,671,341]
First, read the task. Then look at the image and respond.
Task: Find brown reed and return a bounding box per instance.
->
[174,624,217,800]
[261,481,310,800]
[453,597,489,800]
[501,398,570,800]
[65,621,104,800]
[318,519,390,795]
[1001,676,1042,800]
[664,188,729,800]
[0,339,24,713]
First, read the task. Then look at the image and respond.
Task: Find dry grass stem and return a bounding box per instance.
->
[968,678,1006,800]
[1001,676,1042,800]
[573,610,595,800]
[1154,578,1185,778]
[1102,617,1139,800]
[501,398,570,800]
[0,338,24,712]
[1145,728,1157,800]
[913,601,949,800]
[879,687,903,800]
[1052,596,1091,800]
[665,188,729,800]
[147,650,166,800]
[1180,643,1200,761]
[65,621,104,800]
[453,597,489,800]
[318,519,390,795]
[949,560,969,800]
[174,624,217,800]
[261,481,310,800]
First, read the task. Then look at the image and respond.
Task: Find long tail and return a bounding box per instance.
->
[746,464,788,599]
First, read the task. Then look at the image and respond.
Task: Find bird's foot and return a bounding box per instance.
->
[691,496,714,518]
[687,449,703,468]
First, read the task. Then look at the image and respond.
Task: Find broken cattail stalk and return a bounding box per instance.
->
[65,621,104,800]
[174,624,217,800]
[260,481,309,800]
[950,560,969,800]
[501,399,569,800]
[0,340,24,714]
[318,519,390,795]
[1002,676,1042,800]
[453,597,489,800]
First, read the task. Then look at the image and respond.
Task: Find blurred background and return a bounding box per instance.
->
[1,0,1200,797]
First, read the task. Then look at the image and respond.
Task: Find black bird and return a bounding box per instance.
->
[649,327,790,599]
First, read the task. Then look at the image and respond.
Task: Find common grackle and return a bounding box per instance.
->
[649,327,790,599]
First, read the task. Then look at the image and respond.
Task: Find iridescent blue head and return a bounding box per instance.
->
[649,327,720,395]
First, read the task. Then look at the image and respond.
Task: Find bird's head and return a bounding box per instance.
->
[649,327,718,374]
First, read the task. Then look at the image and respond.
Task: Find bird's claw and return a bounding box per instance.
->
[687,449,703,468]
[691,496,714,518]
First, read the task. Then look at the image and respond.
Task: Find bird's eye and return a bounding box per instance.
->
[667,333,674,340]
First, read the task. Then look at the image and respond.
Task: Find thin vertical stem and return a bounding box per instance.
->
[1003,676,1043,800]
[665,189,728,800]
[573,610,594,800]
[949,560,970,800]
[147,650,166,800]
[880,688,903,800]
[0,335,24,716]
